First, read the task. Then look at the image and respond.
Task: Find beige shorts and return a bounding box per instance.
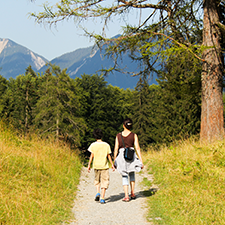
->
[94,169,109,189]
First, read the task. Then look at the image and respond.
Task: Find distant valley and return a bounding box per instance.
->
[0,38,157,89]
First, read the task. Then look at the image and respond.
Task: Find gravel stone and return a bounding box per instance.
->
[67,167,154,225]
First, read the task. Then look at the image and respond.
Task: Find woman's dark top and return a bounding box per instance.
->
[114,132,142,175]
[117,132,135,149]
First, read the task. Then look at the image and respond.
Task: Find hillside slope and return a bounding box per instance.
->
[0,38,48,79]
[0,122,82,224]
[0,38,158,89]
[145,138,225,224]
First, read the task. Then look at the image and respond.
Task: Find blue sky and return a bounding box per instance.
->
[0,0,123,60]
[1,0,146,61]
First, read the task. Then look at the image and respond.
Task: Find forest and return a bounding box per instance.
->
[0,48,204,154]
[1,1,225,224]
[31,0,225,143]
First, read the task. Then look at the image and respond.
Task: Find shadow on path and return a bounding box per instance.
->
[105,187,158,203]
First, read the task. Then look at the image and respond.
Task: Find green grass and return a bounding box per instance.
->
[0,122,82,224]
[143,138,225,225]
[3,120,225,224]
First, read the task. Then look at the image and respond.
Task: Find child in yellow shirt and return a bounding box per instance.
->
[87,128,115,204]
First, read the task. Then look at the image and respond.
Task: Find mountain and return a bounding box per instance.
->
[50,46,94,70]
[0,38,48,79]
[0,38,157,89]
[67,47,143,89]
[39,45,158,89]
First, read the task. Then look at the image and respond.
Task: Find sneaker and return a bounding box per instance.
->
[95,193,100,201]
[100,199,105,204]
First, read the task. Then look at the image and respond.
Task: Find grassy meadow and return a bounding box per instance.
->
[0,122,82,225]
[1,119,225,225]
[143,138,225,225]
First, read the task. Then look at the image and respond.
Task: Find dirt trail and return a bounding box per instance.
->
[67,167,154,225]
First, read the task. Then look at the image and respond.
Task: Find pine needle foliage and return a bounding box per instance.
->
[132,77,157,146]
[34,64,86,147]
[153,50,202,143]
[132,50,201,146]
[30,0,225,142]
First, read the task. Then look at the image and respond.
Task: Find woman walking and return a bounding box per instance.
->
[114,118,144,202]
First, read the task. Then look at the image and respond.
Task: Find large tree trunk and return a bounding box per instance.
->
[200,0,224,142]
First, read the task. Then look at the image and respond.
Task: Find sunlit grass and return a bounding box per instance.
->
[144,137,225,225]
[0,122,82,224]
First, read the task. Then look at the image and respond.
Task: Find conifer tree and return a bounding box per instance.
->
[34,64,85,146]
[153,51,202,143]
[75,74,133,149]
[75,74,112,149]
[132,77,155,146]
[31,0,225,142]
[24,66,39,133]
[131,50,201,145]
[1,69,39,133]
[0,75,8,116]
[104,84,134,147]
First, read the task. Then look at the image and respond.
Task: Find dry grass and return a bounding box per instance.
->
[0,122,82,224]
[143,137,225,225]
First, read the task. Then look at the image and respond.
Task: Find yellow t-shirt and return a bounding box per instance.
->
[88,141,111,169]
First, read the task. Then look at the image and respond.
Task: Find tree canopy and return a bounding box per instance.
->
[0,62,201,152]
[31,0,225,142]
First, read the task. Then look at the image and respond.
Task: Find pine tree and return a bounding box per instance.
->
[0,75,8,116]
[132,77,156,146]
[1,69,39,133]
[75,74,134,150]
[153,51,202,143]
[31,0,225,142]
[103,84,134,147]
[34,64,85,146]
[75,74,112,149]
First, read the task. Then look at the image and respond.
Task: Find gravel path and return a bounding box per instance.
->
[67,167,154,225]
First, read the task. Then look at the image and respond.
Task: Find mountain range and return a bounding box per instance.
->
[0,38,157,89]
[0,38,47,79]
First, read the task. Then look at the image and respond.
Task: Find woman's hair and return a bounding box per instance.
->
[93,128,103,140]
[123,118,133,130]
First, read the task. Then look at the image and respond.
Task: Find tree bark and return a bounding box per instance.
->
[200,0,224,142]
